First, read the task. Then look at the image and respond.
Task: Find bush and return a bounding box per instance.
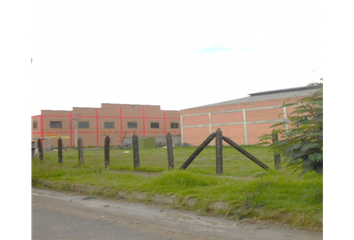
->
[260,83,323,175]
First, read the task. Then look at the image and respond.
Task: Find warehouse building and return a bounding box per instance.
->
[180,85,321,146]
[31,103,181,148]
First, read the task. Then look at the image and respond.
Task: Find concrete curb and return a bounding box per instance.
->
[38,180,231,211]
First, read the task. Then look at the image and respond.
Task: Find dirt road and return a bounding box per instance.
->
[32,188,322,240]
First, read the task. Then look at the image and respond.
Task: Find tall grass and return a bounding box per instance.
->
[32,146,323,229]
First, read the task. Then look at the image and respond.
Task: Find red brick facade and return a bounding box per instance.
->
[31,104,180,148]
[31,86,320,148]
[180,87,318,146]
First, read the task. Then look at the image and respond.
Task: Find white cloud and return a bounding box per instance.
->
[194,44,235,53]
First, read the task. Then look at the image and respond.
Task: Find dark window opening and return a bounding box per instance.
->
[50,121,62,128]
[170,123,179,128]
[78,121,89,128]
[150,122,160,128]
[33,121,37,129]
[128,122,137,128]
[104,122,115,128]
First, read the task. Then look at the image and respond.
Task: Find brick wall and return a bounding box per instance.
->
[32,104,180,148]
[181,96,303,146]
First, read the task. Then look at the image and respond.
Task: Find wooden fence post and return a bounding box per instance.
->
[58,138,63,163]
[104,136,110,168]
[180,132,216,170]
[78,137,84,165]
[272,131,281,170]
[215,128,223,175]
[166,132,174,170]
[132,133,140,169]
[37,139,44,163]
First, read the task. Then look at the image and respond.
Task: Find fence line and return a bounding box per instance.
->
[34,130,281,175]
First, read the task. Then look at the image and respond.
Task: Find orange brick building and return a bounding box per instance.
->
[31,103,181,148]
[180,86,321,146]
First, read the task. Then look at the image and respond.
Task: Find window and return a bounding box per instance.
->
[78,121,89,128]
[150,122,159,128]
[104,122,115,128]
[128,122,137,128]
[33,121,37,129]
[170,123,179,129]
[50,121,62,128]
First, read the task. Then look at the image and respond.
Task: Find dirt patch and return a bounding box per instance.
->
[33,188,323,240]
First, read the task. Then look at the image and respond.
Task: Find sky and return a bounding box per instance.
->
[28,0,324,116]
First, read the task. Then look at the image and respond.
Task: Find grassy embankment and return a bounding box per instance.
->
[32,146,323,230]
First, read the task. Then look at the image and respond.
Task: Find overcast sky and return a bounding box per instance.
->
[29,0,323,115]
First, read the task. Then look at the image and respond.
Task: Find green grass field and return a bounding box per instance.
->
[32,146,323,229]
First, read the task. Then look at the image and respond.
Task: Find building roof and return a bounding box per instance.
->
[190,84,322,109]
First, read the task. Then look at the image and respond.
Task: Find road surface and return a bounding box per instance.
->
[32,188,322,240]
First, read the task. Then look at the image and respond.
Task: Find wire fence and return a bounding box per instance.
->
[32,130,281,177]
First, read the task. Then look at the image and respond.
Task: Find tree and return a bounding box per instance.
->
[260,83,323,175]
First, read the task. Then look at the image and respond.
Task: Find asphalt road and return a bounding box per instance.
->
[32,188,322,240]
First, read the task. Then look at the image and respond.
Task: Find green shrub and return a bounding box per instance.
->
[260,83,323,175]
